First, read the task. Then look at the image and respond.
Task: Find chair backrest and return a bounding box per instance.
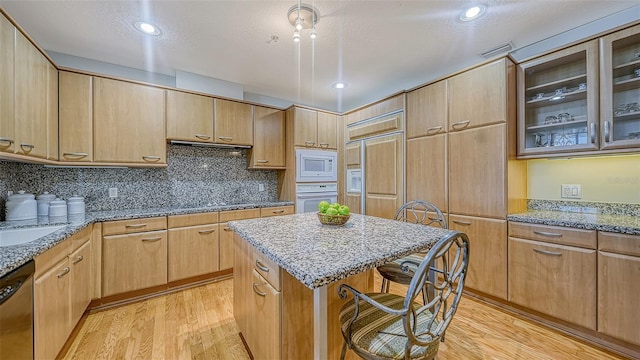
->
[394,200,448,229]
[402,231,469,354]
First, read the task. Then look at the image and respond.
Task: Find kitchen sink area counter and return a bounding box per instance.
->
[0,201,293,278]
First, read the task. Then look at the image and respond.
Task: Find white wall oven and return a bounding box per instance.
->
[295,183,338,213]
[296,149,337,182]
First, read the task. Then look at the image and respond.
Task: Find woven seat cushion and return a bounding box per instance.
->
[339,293,439,360]
[377,253,425,285]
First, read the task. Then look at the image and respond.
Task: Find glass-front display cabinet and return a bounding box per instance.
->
[517,40,599,157]
[600,23,640,150]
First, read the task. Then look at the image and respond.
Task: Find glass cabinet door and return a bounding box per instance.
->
[517,40,599,157]
[601,24,640,150]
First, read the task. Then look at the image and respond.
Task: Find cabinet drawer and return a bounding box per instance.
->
[347,113,403,141]
[508,237,596,330]
[260,206,294,218]
[252,248,281,291]
[247,269,282,360]
[168,212,218,228]
[598,232,640,256]
[102,216,167,236]
[220,208,260,222]
[509,222,596,249]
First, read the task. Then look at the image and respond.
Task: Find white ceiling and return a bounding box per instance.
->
[1,1,639,113]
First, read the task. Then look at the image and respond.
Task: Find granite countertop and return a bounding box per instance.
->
[507,210,640,235]
[228,212,457,289]
[0,201,293,278]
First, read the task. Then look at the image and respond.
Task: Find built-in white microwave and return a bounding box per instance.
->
[296,149,337,182]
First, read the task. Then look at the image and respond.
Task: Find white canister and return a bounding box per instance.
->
[6,190,38,221]
[48,198,68,217]
[67,195,85,215]
[36,192,57,216]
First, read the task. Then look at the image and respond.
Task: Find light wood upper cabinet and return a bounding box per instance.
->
[364,133,403,219]
[406,80,448,138]
[0,14,15,153]
[293,107,318,147]
[449,59,508,131]
[93,77,166,164]
[166,90,214,142]
[317,111,338,149]
[59,71,93,161]
[249,106,285,168]
[406,134,447,212]
[14,31,48,159]
[214,99,253,146]
[46,63,58,160]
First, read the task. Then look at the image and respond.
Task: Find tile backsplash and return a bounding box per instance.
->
[0,145,278,220]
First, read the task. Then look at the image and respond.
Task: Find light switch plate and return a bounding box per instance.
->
[561,184,581,199]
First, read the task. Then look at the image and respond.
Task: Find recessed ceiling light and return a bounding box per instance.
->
[134,21,161,36]
[459,5,486,21]
[332,82,347,89]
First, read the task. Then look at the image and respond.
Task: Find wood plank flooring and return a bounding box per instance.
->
[62,275,628,360]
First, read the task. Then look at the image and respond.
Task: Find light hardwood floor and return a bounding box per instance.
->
[62,276,627,360]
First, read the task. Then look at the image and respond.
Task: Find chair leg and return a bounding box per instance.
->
[340,341,348,360]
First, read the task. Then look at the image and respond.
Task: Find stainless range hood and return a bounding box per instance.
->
[169,140,252,149]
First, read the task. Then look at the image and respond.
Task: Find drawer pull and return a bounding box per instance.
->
[20,143,35,152]
[272,210,285,214]
[252,283,267,297]
[223,227,233,232]
[72,255,84,265]
[195,134,211,140]
[426,126,443,134]
[57,267,71,278]
[125,224,147,229]
[257,160,269,163]
[63,152,89,158]
[533,231,563,238]
[452,220,472,226]
[218,136,233,141]
[198,229,216,234]
[142,237,162,242]
[255,260,270,272]
[533,248,562,256]
[0,137,14,146]
[142,155,161,162]
[451,120,470,130]
[589,123,596,144]
[604,121,611,143]
[319,143,329,148]
[304,141,315,146]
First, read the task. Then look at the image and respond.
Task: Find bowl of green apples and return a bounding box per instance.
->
[317,201,351,226]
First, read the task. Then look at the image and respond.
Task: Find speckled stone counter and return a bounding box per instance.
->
[0,201,293,278]
[228,212,457,289]
[507,210,640,235]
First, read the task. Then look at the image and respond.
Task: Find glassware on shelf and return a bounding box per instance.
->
[558,113,573,122]
[544,115,558,124]
[578,82,587,90]
[634,68,640,78]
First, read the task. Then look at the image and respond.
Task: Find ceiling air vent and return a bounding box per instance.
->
[479,42,515,59]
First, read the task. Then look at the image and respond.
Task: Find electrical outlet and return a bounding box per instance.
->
[108,187,118,198]
[258,183,265,192]
[561,184,581,199]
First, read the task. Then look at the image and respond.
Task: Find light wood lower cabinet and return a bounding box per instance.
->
[102,230,168,297]
[168,224,219,281]
[449,215,507,299]
[69,239,92,326]
[219,223,235,271]
[35,257,71,360]
[246,269,282,360]
[598,232,640,345]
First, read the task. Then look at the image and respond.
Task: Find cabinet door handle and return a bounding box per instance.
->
[452,220,472,226]
[63,152,89,158]
[589,123,596,144]
[218,136,233,141]
[533,248,562,256]
[195,134,211,140]
[604,121,611,143]
[125,224,147,229]
[257,160,269,163]
[142,237,162,242]
[272,209,285,214]
[72,255,84,265]
[533,230,563,238]
[426,126,443,134]
[57,267,71,278]
[304,141,315,146]
[20,143,35,152]
[451,120,470,130]
[142,155,161,162]
[223,227,232,232]
[198,229,216,234]
[255,260,270,272]
[0,137,14,146]
[252,283,267,297]
[319,143,329,148]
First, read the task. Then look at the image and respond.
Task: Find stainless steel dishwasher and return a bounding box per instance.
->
[0,260,34,360]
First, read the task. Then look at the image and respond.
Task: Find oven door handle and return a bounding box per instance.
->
[296,192,339,199]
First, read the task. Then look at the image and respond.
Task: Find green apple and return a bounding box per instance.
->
[338,205,350,215]
[329,202,341,209]
[325,207,339,216]
[318,200,330,213]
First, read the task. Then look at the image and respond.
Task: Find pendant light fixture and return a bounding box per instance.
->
[288,3,319,42]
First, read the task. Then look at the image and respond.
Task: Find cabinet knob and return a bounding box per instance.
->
[72,255,84,265]
[57,267,71,278]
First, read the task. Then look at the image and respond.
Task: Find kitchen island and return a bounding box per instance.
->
[228,212,457,360]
